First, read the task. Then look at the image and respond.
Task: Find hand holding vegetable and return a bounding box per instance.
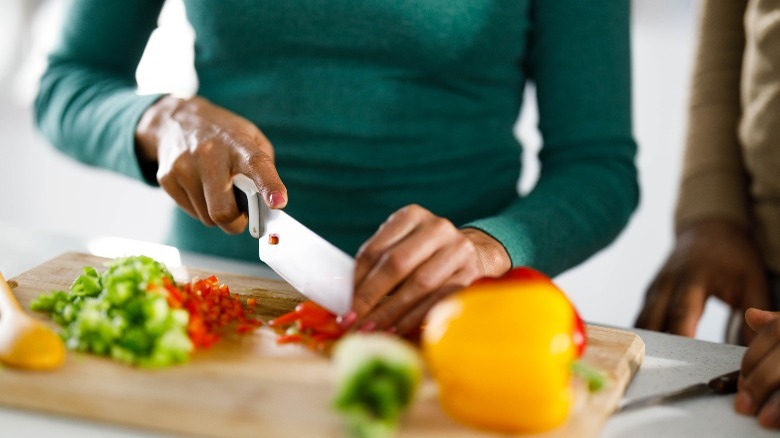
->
[636,219,771,344]
[135,95,287,234]
[351,204,510,336]
[736,308,780,429]
[421,267,586,434]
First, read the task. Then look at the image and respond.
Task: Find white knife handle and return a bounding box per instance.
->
[232,174,266,239]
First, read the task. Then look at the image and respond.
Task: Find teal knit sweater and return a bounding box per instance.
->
[35,0,638,276]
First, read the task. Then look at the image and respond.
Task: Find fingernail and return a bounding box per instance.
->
[358,321,377,332]
[735,390,754,414]
[337,311,357,329]
[269,191,286,208]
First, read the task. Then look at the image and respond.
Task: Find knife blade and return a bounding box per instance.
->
[232,174,354,316]
[617,369,740,413]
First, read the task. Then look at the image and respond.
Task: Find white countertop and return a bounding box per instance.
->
[0,222,773,438]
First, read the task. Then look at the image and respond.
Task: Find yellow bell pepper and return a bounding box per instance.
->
[421,267,585,434]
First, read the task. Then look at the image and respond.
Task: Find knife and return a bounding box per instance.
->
[232,174,354,316]
[617,369,740,413]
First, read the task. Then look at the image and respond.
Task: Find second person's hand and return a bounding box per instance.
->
[135,95,287,234]
[736,308,780,429]
[635,219,771,344]
[350,204,511,337]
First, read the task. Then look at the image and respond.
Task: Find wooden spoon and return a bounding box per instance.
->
[0,272,66,370]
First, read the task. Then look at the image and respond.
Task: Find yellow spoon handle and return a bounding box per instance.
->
[0,272,23,313]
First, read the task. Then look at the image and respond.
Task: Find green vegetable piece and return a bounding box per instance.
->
[29,255,191,367]
[70,266,101,297]
[572,360,607,393]
[332,333,423,438]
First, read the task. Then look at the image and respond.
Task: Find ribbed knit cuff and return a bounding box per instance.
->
[675,170,750,234]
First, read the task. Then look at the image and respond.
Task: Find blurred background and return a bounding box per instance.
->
[0,1,725,341]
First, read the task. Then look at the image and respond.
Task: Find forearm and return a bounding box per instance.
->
[35,61,163,182]
[465,143,638,277]
[675,0,750,233]
[497,0,637,276]
[33,0,165,183]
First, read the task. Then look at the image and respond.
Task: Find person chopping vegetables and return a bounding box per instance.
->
[35,1,638,336]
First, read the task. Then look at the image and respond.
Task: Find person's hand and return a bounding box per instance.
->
[349,204,511,337]
[135,95,287,234]
[736,308,780,428]
[635,219,771,344]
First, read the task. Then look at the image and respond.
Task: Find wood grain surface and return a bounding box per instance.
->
[0,253,644,437]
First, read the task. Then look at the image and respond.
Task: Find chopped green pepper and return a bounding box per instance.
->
[30,256,192,367]
[332,333,423,438]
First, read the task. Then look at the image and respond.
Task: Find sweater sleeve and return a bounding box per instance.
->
[464,0,639,277]
[34,0,166,183]
[674,0,750,234]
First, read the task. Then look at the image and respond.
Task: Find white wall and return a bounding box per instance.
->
[0,0,728,341]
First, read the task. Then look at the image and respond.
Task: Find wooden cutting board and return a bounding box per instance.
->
[0,253,644,437]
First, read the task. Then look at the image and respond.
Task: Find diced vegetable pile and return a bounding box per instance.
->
[167,274,260,349]
[30,256,260,367]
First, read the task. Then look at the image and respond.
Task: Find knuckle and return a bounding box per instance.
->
[386,210,403,224]
[400,204,425,219]
[171,156,193,175]
[430,217,455,234]
[244,150,274,168]
[456,237,477,256]
[410,274,437,293]
[209,206,236,224]
[234,135,263,154]
[193,139,216,156]
[382,252,409,276]
[356,244,381,265]
[157,173,174,188]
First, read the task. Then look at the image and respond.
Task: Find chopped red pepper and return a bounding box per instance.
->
[161,275,262,349]
[267,311,303,327]
[268,301,346,349]
[276,334,303,344]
